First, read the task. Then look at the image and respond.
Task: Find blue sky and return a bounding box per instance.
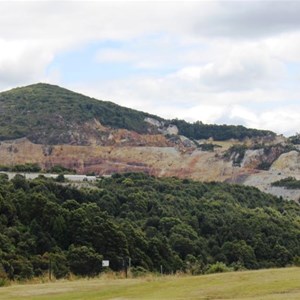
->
[1,1,300,136]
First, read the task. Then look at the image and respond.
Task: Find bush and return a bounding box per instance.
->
[55,174,65,182]
[67,245,103,277]
[40,252,70,279]
[206,262,232,274]
[10,257,34,280]
[48,165,76,174]
[0,264,8,287]
[12,163,41,173]
[271,177,300,189]
[130,266,148,277]
[257,161,272,170]
[293,256,300,267]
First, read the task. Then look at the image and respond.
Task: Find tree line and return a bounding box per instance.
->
[0,172,300,282]
[171,119,275,141]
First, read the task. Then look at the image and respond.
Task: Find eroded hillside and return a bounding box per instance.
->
[0,83,299,201]
[0,131,299,201]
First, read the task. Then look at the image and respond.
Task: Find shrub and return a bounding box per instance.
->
[131,266,148,277]
[0,264,8,287]
[67,245,103,277]
[206,262,232,274]
[55,174,65,182]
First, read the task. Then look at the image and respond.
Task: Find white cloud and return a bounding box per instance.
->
[193,1,300,38]
[174,41,286,91]
[1,1,300,136]
[0,39,55,89]
[265,32,300,62]
[240,107,299,136]
[95,49,135,63]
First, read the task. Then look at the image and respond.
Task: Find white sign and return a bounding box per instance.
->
[102,260,109,267]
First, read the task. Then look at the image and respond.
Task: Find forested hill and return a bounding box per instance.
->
[0,83,274,144]
[0,172,299,280]
[0,83,159,144]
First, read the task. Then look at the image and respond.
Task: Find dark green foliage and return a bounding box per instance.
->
[0,83,161,144]
[67,245,102,277]
[224,144,247,166]
[256,162,272,170]
[171,119,274,141]
[198,143,218,152]
[131,266,148,277]
[0,163,41,173]
[0,264,8,286]
[55,174,66,182]
[289,133,300,145]
[0,83,274,144]
[206,262,232,274]
[272,177,300,189]
[47,165,76,174]
[0,173,300,281]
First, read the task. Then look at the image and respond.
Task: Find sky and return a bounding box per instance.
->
[1,1,300,136]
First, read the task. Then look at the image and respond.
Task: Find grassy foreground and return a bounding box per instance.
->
[1,267,300,300]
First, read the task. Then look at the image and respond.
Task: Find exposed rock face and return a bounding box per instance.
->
[144,117,162,127]
[0,138,234,181]
[179,136,195,148]
[236,143,297,170]
[241,149,264,168]
[4,83,297,199]
[164,124,179,135]
[144,117,178,135]
[240,150,300,201]
[243,170,300,202]
[1,128,300,201]
[271,151,300,172]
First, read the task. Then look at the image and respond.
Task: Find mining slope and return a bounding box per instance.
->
[0,83,299,201]
[1,135,299,200]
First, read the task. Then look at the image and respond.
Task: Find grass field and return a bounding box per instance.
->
[0,267,300,300]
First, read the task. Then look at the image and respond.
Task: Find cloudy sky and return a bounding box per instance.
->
[1,1,300,136]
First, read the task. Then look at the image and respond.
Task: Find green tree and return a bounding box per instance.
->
[67,245,102,277]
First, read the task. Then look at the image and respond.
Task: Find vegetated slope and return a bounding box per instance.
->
[0,83,274,144]
[0,83,161,144]
[0,172,300,281]
[171,119,275,141]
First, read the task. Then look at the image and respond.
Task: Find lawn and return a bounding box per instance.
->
[0,267,300,300]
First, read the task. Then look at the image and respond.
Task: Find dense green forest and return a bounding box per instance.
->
[0,83,158,144]
[272,177,300,189]
[171,119,274,141]
[0,172,300,282]
[0,83,274,144]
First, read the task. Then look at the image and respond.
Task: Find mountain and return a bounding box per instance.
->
[0,83,163,145]
[0,83,299,201]
[0,83,273,145]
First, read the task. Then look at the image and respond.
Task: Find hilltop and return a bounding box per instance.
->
[0,83,161,145]
[0,83,273,145]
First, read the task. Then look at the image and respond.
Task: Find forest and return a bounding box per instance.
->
[0,172,300,282]
[171,119,275,141]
